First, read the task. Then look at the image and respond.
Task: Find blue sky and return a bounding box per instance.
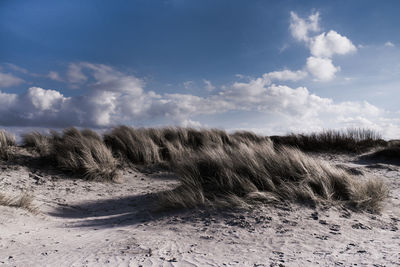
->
[1,0,400,138]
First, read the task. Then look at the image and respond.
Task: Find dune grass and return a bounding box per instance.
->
[270,128,386,153]
[104,126,233,164]
[21,128,120,181]
[18,126,388,212]
[103,126,270,165]
[160,140,387,212]
[0,129,16,160]
[51,128,120,182]
[22,131,53,157]
[104,127,385,168]
[0,193,36,213]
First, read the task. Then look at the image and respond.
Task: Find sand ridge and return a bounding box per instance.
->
[0,149,399,266]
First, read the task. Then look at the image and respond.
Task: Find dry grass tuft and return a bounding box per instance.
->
[271,128,386,153]
[0,129,16,160]
[0,193,36,213]
[51,128,120,182]
[22,131,53,157]
[160,140,387,212]
[104,126,162,164]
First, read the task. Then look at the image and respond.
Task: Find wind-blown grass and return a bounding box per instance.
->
[22,128,120,181]
[22,131,52,157]
[51,128,120,181]
[104,126,268,165]
[104,126,232,164]
[18,126,388,212]
[0,129,16,160]
[104,127,386,168]
[270,128,386,153]
[160,140,387,212]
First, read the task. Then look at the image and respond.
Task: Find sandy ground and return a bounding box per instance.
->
[0,148,399,266]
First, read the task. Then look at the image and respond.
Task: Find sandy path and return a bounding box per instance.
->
[1,151,399,266]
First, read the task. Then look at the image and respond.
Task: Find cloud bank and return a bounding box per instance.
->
[0,61,398,138]
[0,72,24,88]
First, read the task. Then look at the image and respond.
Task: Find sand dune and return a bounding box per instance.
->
[0,147,399,266]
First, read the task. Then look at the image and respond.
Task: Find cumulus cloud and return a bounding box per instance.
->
[290,11,320,42]
[0,72,24,88]
[290,11,357,81]
[306,56,339,81]
[310,30,357,58]
[0,91,17,110]
[266,69,308,81]
[0,63,398,138]
[26,87,67,111]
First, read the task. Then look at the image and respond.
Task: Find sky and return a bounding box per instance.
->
[1,0,400,138]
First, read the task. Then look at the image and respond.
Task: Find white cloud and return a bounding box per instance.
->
[310,30,357,58]
[0,63,398,139]
[306,56,339,81]
[0,72,24,88]
[289,11,357,81]
[385,41,395,47]
[203,80,215,91]
[47,71,63,81]
[26,87,67,111]
[67,63,88,83]
[290,11,320,42]
[266,69,308,81]
[82,63,144,95]
[0,91,17,110]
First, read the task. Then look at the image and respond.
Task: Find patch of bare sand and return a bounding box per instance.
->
[0,149,399,266]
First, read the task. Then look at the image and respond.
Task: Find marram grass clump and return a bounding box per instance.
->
[103,126,268,165]
[271,128,386,153]
[160,140,387,213]
[22,131,53,157]
[51,128,120,182]
[0,129,16,160]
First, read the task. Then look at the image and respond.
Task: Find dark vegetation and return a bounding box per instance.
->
[103,126,240,165]
[160,140,387,212]
[22,131,52,157]
[0,129,16,160]
[104,127,388,212]
[362,140,400,164]
[0,127,391,212]
[271,128,386,153]
[23,128,119,182]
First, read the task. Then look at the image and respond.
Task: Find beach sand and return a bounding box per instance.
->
[1,148,399,266]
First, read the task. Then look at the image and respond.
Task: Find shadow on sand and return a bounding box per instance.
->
[47,191,202,229]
